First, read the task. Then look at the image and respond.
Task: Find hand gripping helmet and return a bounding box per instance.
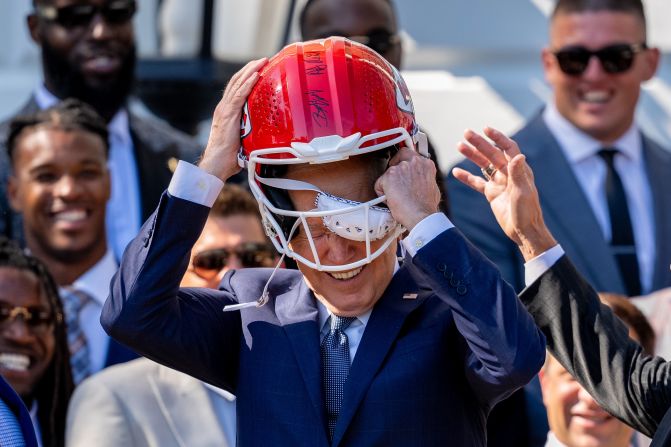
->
[239,36,427,273]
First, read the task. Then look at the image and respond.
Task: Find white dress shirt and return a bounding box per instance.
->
[29,402,42,447]
[34,85,142,261]
[59,250,118,374]
[543,104,655,293]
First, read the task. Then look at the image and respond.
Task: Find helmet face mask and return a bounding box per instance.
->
[239,36,425,272]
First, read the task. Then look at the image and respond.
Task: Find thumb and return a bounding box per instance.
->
[374,175,385,197]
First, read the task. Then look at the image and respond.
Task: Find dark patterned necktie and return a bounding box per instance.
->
[321,315,356,441]
[61,287,92,384]
[599,148,641,296]
[0,398,26,447]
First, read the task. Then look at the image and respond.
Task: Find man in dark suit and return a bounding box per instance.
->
[0,0,200,259]
[102,40,546,446]
[7,100,136,384]
[448,1,671,444]
[453,126,671,447]
[448,0,670,296]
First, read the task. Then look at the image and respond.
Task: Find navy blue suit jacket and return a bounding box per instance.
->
[0,375,37,447]
[102,193,545,446]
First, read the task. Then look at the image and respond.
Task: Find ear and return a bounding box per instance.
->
[541,47,556,82]
[26,13,42,45]
[7,176,23,213]
[641,46,660,82]
[538,369,549,405]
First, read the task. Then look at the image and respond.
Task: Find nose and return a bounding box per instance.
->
[54,175,82,200]
[581,54,608,80]
[89,13,115,40]
[577,385,601,410]
[323,235,358,265]
[2,318,33,344]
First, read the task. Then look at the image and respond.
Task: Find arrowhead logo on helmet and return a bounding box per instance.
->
[240,101,252,138]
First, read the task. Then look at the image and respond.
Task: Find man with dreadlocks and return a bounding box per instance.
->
[6,99,137,386]
[0,236,73,447]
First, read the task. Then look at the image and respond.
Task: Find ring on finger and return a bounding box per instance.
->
[480,163,498,181]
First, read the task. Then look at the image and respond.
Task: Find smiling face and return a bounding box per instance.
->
[0,268,56,398]
[540,355,634,447]
[285,155,397,317]
[8,127,110,265]
[28,0,136,119]
[542,10,659,143]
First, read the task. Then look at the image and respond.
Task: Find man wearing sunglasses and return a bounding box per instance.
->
[448,0,671,444]
[0,0,201,261]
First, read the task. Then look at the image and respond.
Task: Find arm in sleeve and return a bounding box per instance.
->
[66,379,135,447]
[519,256,671,437]
[406,226,547,407]
[102,163,241,390]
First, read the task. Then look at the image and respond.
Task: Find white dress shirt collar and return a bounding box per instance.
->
[29,401,42,447]
[543,102,642,163]
[317,300,373,334]
[69,250,118,305]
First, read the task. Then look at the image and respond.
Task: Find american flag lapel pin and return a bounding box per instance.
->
[402,292,418,300]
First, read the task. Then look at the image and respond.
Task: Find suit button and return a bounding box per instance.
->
[449,277,461,288]
[437,263,447,272]
[456,285,468,296]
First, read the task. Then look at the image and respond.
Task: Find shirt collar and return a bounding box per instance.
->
[34,84,132,147]
[66,250,118,305]
[202,383,236,402]
[543,102,642,163]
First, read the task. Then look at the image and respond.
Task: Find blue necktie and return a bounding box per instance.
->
[0,398,26,447]
[599,149,641,296]
[62,287,92,384]
[321,315,356,441]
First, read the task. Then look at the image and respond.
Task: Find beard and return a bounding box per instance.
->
[40,40,136,122]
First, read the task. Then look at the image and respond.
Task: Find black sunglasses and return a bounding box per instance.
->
[35,0,137,29]
[0,302,54,332]
[553,43,647,76]
[191,243,277,280]
[347,29,401,56]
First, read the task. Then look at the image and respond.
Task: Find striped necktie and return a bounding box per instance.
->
[321,315,357,441]
[61,287,92,384]
[0,398,26,447]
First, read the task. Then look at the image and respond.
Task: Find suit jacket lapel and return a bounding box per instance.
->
[149,365,229,447]
[275,279,328,438]
[332,267,428,447]
[521,114,624,292]
[643,136,671,291]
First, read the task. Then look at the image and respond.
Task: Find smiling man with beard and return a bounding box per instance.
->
[0,0,201,260]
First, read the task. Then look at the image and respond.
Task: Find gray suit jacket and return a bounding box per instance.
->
[66,357,234,447]
[0,96,202,242]
[519,255,671,446]
[447,112,671,294]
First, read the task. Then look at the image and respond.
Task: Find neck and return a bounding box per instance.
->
[26,239,107,286]
[42,80,120,123]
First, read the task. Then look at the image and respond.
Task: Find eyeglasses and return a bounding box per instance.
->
[35,0,137,29]
[347,29,401,56]
[191,243,277,280]
[0,302,55,333]
[553,43,647,76]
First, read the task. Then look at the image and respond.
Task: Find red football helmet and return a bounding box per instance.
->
[238,36,427,272]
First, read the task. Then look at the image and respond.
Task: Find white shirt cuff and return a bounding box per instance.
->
[401,213,454,257]
[167,161,224,207]
[524,244,565,286]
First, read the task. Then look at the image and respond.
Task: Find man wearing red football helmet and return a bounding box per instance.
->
[103,37,545,446]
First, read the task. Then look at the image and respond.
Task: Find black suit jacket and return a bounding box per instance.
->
[0,96,202,241]
[520,255,671,446]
